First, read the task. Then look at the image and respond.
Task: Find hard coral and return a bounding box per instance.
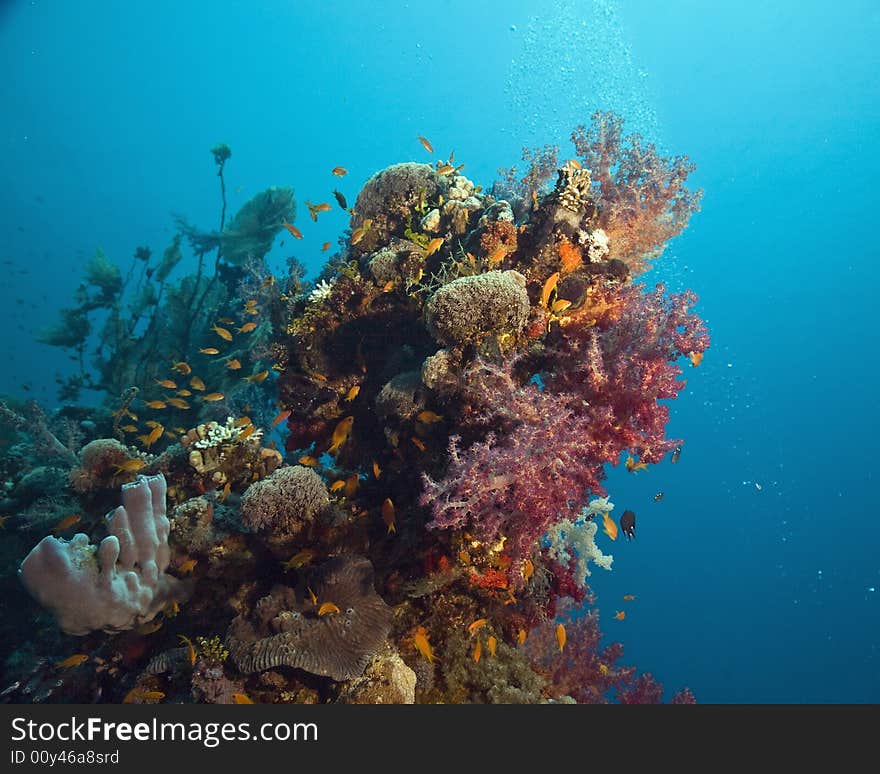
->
[239,464,329,540]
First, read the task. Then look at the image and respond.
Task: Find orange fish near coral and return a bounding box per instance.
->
[282,221,303,239]
[468,618,488,636]
[522,558,535,582]
[189,376,206,391]
[602,511,618,541]
[381,498,396,534]
[243,370,269,383]
[417,135,434,153]
[172,361,192,375]
[166,398,190,409]
[329,480,346,492]
[212,324,233,342]
[55,654,89,669]
[344,385,360,402]
[178,635,197,666]
[688,350,704,367]
[411,437,426,452]
[225,359,241,370]
[331,166,348,177]
[321,241,331,252]
[144,400,167,409]
[297,455,319,467]
[178,558,198,574]
[623,594,636,601]
[540,272,560,308]
[473,638,482,663]
[328,416,354,453]
[281,549,316,570]
[113,458,147,475]
[416,410,443,424]
[424,237,444,256]
[306,200,333,221]
[202,392,225,402]
[232,693,254,704]
[625,455,648,474]
[413,626,437,662]
[556,623,566,652]
[344,473,359,498]
[614,611,626,620]
[487,635,497,657]
[317,602,340,616]
[199,347,220,355]
[155,379,177,389]
[237,322,257,334]
[272,409,291,427]
[372,460,382,479]
[517,629,527,646]
[139,424,164,449]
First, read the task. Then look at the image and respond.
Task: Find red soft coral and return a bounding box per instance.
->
[571,111,702,274]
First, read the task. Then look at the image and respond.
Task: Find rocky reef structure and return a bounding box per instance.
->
[18,474,186,636]
[5,112,707,705]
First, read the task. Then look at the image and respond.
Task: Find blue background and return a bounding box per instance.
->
[1,0,877,702]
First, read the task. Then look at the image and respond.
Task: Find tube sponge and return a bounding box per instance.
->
[18,474,184,636]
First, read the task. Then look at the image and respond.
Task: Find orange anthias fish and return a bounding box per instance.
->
[372,460,382,479]
[281,549,316,570]
[189,376,206,391]
[166,398,190,410]
[413,626,437,662]
[178,634,197,666]
[625,455,648,474]
[614,611,626,620]
[282,221,303,239]
[602,511,618,541]
[243,370,269,383]
[417,135,434,153]
[297,455,319,467]
[212,324,233,342]
[467,618,488,636]
[623,594,636,601]
[416,410,443,424]
[306,201,333,221]
[178,558,198,574]
[473,638,482,663]
[172,361,192,375]
[328,416,354,453]
[540,272,560,308]
[555,623,566,652]
[55,654,89,668]
[138,424,164,449]
[232,693,255,704]
[317,602,340,616]
[321,241,331,252]
[155,379,177,389]
[688,350,704,367]
[344,385,360,402]
[516,629,527,646]
[381,498,396,534]
[202,392,225,402]
[521,558,535,582]
[424,237,444,256]
[487,635,497,657]
[331,166,348,177]
[272,409,291,427]
[237,322,257,334]
[344,473,358,498]
[199,347,220,355]
[144,400,167,409]
[225,359,242,370]
[330,479,346,492]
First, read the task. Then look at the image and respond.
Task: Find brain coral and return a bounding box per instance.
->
[425,270,531,347]
[240,465,329,539]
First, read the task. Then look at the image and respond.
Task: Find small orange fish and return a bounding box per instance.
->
[139,424,164,449]
[272,409,291,427]
[413,626,437,662]
[155,379,177,389]
[372,460,382,479]
[298,455,319,467]
[344,473,359,498]
[602,512,618,541]
[306,201,333,221]
[331,166,348,177]
[178,558,198,574]
[232,693,254,704]
[321,241,331,252]
[540,272,560,308]
[189,376,206,391]
[164,599,180,617]
[381,498,396,534]
[487,244,508,264]
[487,635,497,657]
[176,389,192,397]
[382,279,395,292]
[424,237,444,256]
[225,358,242,370]
[688,350,704,367]
[199,347,220,355]
[218,317,235,325]
[416,410,443,424]
[556,623,566,652]
[243,370,270,383]
[437,163,455,176]
[473,638,482,663]
[282,221,303,239]
[55,654,89,668]
[599,663,610,677]
[212,324,233,341]
[522,558,534,582]
[411,437,426,452]
[467,618,488,636]
[317,601,340,616]
[244,298,259,308]
[237,322,257,334]
[516,629,527,646]
[135,619,163,635]
[330,479,346,492]
[417,135,434,153]
[202,392,225,402]
[551,298,572,314]
[113,458,147,475]
[172,361,192,375]
[614,611,626,620]
[345,385,360,402]
[623,594,636,601]
[166,398,190,409]
[625,455,648,473]
[144,399,167,409]
[119,424,138,433]
[122,687,146,703]
[281,549,316,570]
[145,420,161,428]
[219,481,231,502]
[178,634,197,666]
[308,586,318,606]
[328,416,354,453]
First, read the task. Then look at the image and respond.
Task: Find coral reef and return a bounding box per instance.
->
[239,465,329,540]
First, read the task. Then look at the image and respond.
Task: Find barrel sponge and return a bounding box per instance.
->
[240,465,329,539]
[18,474,184,635]
[425,270,531,347]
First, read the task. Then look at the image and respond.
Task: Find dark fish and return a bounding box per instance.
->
[653,492,664,502]
[671,446,682,464]
[620,510,636,540]
[333,189,348,210]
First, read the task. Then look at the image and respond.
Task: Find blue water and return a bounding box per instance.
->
[1,0,877,702]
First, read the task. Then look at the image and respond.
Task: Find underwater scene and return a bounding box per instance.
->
[0,0,876,705]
